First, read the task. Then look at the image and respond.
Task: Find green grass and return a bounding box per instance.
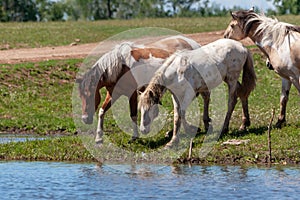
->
[0,50,299,164]
[0,136,95,161]
[0,59,81,134]
[0,16,242,49]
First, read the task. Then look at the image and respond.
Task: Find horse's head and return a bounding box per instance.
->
[224,8,256,40]
[76,70,99,124]
[139,90,161,134]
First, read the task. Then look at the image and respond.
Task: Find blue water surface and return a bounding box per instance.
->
[0,161,299,200]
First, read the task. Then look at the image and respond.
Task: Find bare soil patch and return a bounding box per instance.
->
[0,31,254,64]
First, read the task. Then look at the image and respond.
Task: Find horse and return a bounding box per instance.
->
[224,9,300,128]
[76,35,208,145]
[139,39,256,148]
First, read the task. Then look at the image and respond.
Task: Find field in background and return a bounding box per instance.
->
[1,15,300,49]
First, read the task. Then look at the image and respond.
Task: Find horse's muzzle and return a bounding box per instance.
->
[82,114,93,124]
[140,125,150,134]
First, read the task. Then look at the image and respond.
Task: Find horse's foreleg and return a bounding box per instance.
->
[129,90,139,141]
[237,82,250,131]
[95,91,112,144]
[276,78,291,128]
[221,82,238,135]
[165,95,181,148]
[200,91,211,132]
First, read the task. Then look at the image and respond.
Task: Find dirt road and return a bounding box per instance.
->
[0,31,254,64]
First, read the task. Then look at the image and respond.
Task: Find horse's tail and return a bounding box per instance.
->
[238,50,256,98]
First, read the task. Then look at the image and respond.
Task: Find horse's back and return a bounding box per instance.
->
[205,39,247,54]
[146,35,201,52]
[173,39,249,90]
[185,39,248,65]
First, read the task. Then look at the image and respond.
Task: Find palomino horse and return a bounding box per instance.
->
[139,39,256,148]
[224,9,300,128]
[76,35,209,145]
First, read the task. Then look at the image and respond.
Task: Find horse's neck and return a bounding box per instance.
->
[247,24,273,60]
[150,82,166,100]
[93,62,104,78]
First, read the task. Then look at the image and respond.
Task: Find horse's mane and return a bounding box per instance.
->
[78,64,101,92]
[239,11,297,47]
[138,72,165,110]
[95,42,134,82]
[79,42,134,91]
[139,53,179,110]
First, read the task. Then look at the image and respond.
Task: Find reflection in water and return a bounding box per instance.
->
[1,161,300,199]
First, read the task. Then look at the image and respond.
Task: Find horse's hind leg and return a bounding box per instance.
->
[95,91,112,144]
[237,82,250,131]
[200,91,211,132]
[221,81,238,135]
[276,78,291,128]
[129,90,139,141]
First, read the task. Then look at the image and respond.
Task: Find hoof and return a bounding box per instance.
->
[165,130,173,138]
[95,140,103,148]
[239,125,247,132]
[164,138,179,150]
[128,136,139,143]
[164,143,173,150]
[220,128,229,136]
[95,138,103,144]
[275,119,286,129]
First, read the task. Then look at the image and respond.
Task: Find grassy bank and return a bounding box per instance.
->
[0,136,95,161]
[0,51,299,165]
[1,15,300,49]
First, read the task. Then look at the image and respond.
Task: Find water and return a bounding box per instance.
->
[0,134,46,144]
[1,161,299,199]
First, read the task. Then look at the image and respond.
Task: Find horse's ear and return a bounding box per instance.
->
[231,11,238,19]
[249,6,255,12]
[149,90,154,98]
[153,96,161,105]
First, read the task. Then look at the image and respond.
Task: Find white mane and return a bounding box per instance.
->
[247,13,293,47]
[94,42,134,82]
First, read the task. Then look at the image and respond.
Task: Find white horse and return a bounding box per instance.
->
[224,9,300,128]
[139,39,256,148]
[76,35,209,145]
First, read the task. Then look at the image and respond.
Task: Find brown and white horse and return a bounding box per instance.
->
[224,9,300,128]
[139,39,256,148]
[76,35,207,145]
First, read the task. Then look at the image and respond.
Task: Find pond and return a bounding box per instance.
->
[0,134,46,144]
[0,161,299,199]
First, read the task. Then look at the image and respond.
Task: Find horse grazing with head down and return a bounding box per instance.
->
[139,39,256,148]
[76,35,208,145]
[224,9,300,128]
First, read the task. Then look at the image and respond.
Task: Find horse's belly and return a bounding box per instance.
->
[290,40,300,70]
[194,64,224,90]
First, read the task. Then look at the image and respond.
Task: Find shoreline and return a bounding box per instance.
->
[1,133,299,166]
